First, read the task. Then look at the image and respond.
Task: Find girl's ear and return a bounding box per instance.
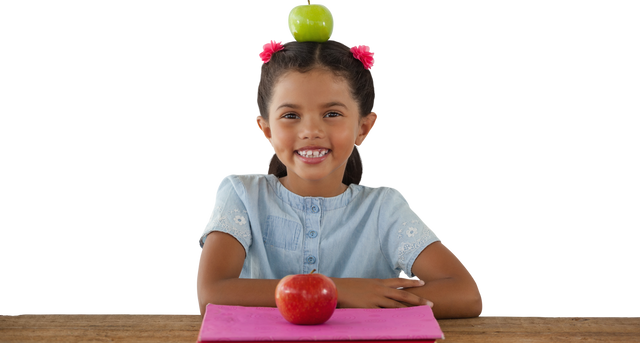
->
[355,112,377,146]
[253,113,273,152]
[253,113,271,141]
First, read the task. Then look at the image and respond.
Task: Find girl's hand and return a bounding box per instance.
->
[330,278,433,309]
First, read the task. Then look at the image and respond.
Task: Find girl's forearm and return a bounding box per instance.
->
[198,274,481,319]
[198,278,281,315]
[405,277,482,319]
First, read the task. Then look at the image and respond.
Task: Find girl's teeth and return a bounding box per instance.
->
[298,149,328,158]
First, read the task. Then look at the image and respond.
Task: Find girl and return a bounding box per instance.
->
[197,40,482,319]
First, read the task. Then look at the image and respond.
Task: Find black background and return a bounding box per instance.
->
[0,2,639,314]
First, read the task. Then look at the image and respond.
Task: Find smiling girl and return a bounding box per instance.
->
[197,41,482,319]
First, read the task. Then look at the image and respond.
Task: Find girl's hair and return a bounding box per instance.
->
[257,40,375,185]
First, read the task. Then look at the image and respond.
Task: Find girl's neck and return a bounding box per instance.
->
[279,176,348,198]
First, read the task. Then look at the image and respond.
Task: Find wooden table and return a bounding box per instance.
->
[1,315,639,342]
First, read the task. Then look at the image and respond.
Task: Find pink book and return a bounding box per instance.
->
[197,304,444,343]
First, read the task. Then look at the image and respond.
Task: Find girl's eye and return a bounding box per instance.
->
[282,112,342,119]
[324,112,342,118]
[282,113,299,119]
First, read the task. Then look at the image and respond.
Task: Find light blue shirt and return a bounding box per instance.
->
[199,174,439,279]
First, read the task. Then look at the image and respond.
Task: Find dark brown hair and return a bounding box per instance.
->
[257,41,375,185]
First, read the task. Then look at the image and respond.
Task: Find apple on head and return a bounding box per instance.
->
[288,1,334,43]
[275,269,338,325]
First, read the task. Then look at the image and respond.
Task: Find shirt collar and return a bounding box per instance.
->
[266,174,359,211]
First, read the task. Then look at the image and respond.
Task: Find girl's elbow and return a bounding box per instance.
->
[453,303,484,319]
[454,287,482,318]
[463,278,482,317]
[468,293,482,317]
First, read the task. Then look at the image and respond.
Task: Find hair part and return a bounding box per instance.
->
[258,41,374,185]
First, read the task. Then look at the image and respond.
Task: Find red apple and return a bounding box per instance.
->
[275,270,338,325]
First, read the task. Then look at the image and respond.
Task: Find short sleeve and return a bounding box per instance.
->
[199,176,252,252]
[378,188,439,277]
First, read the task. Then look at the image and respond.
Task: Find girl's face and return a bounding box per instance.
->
[257,69,376,197]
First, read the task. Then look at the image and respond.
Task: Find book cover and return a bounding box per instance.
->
[197,304,444,342]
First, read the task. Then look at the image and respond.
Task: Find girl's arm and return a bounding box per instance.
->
[403,241,483,318]
[197,232,279,315]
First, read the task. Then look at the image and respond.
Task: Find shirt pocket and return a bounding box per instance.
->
[263,215,301,251]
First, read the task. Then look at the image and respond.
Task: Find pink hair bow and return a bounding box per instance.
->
[260,41,285,63]
[350,45,374,69]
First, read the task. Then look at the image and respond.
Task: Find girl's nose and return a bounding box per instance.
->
[300,119,324,139]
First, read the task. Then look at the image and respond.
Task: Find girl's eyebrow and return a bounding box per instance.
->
[276,102,348,110]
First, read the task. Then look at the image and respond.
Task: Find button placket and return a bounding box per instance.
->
[303,198,322,273]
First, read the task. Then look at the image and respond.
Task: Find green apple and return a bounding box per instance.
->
[288,1,333,43]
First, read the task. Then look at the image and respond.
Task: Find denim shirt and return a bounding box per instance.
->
[199,174,439,279]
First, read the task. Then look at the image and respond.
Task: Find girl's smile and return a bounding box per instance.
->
[295,147,330,164]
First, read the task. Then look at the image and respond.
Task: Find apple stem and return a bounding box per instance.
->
[310,269,316,274]
[308,0,310,5]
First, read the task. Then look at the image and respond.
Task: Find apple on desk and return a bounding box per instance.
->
[288,1,334,42]
[275,269,338,325]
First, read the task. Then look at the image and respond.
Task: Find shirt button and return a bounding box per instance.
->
[311,205,319,213]
[307,230,318,238]
[306,256,316,264]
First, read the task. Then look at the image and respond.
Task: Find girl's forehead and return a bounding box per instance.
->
[273,69,351,96]
[268,69,360,116]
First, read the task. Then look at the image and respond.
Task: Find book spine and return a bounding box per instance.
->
[198,341,436,343]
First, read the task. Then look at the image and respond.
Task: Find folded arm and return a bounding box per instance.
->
[403,241,482,318]
[198,233,480,318]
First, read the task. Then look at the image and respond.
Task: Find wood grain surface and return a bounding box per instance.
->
[1,315,639,343]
